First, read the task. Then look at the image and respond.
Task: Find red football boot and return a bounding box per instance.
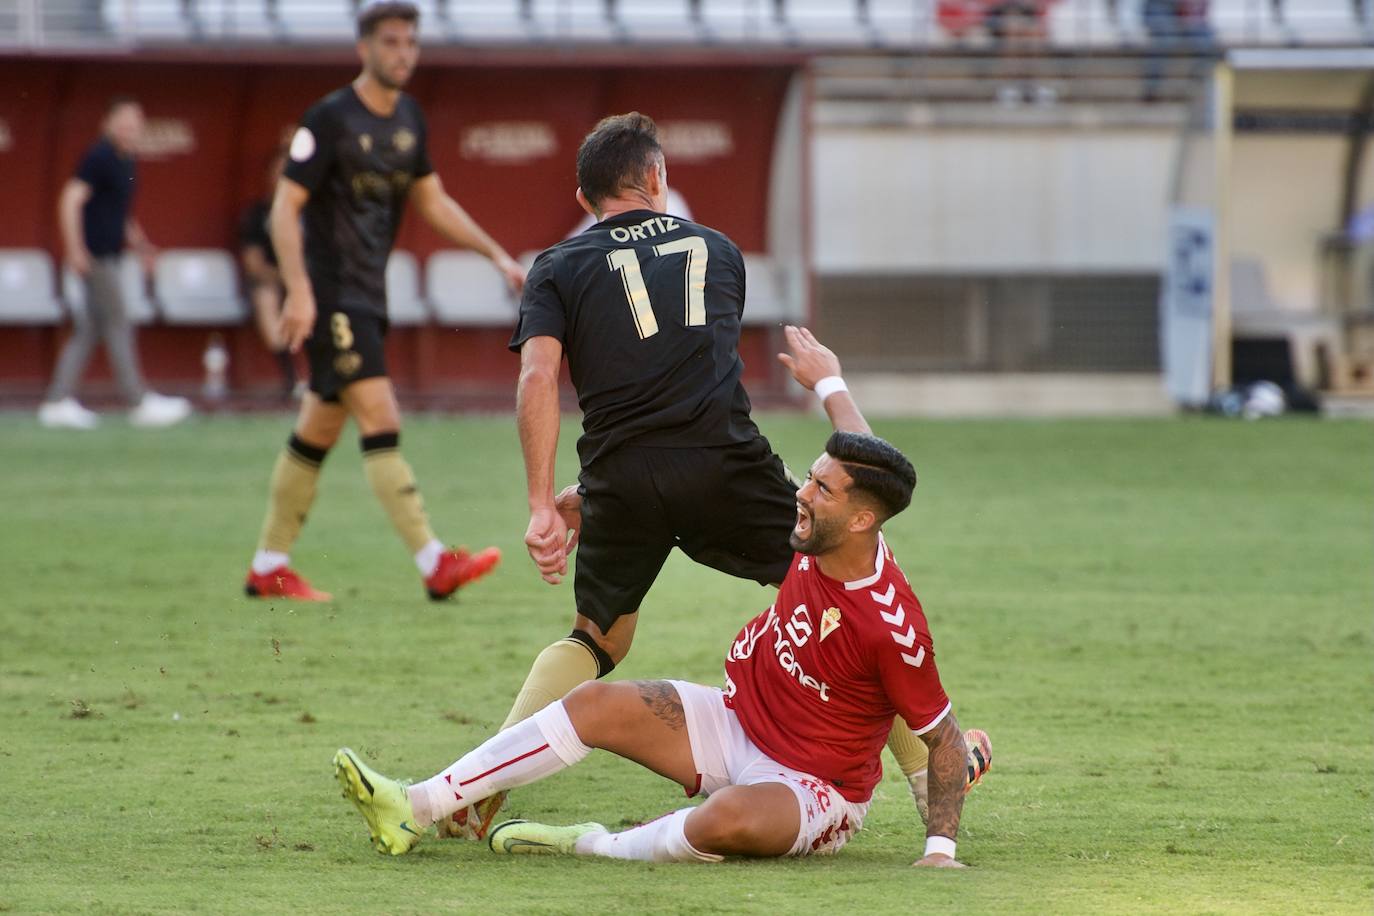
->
[425,546,501,600]
[244,566,333,602]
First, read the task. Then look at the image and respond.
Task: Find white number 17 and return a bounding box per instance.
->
[606,236,708,340]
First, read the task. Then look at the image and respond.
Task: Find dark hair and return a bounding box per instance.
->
[105,95,140,117]
[825,431,917,522]
[576,112,662,207]
[357,0,418,37]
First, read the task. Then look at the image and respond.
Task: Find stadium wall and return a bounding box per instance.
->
[0,56,799,401]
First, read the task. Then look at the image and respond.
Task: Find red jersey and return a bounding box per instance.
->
[722,534,951,804]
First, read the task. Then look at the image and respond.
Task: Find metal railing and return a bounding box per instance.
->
[2,1,1370,49]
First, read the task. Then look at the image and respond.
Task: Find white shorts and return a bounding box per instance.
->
[668,680,869,857]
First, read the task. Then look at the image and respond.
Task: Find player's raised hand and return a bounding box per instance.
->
[554,484,582,554]
[913,853,966,868]
[525,505,568,585]
[778,325,842,391]
[280,288,317,354]
[496,253,526,295]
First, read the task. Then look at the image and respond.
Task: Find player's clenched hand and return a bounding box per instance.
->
[912,854,966,868]
[554,484,582,554]
[280,289,317,354]
[496,253,526,295]
[777,325,842,391]
[525,506,568,585]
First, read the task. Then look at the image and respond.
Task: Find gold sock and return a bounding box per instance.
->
[500,637,601,730]
[360,433,436,554]
[256,435,327,554]
[887,717,930,778]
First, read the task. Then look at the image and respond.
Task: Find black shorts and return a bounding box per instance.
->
[306,305,389,403]
[574,436,799,633]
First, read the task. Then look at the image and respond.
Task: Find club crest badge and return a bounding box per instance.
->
[393,128,416,153]
[819,607,842,642]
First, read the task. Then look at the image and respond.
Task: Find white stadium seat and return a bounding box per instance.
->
[385,250,431,325]
[64,254,158,325]
[447,0,538,41]
[155,249,245,324]
[275,0,356,41]
[740,253,794,325]
[777,0,871,45]
[426,250,518,325]
[614,0,700,42]
[0,249,64,324]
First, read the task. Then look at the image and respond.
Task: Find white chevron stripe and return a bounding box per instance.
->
[901,646,926,668]
[879,603,905,628]
[890,625,916,648]
[870,583,895,607]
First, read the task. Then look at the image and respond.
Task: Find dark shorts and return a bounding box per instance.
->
[574,436,799,633]
[306,305,389,403]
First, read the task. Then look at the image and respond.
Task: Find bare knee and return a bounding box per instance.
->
[561,680,613,730]
[686,786,797,858]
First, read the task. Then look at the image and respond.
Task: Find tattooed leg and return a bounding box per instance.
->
[560,679,698,788]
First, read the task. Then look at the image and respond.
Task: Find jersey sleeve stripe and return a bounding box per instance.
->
[910,700,953,737]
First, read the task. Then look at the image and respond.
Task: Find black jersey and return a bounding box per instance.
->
[283,86,433,316]
[509,209,761,467]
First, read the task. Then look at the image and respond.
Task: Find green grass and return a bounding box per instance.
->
[1,412,1370,914]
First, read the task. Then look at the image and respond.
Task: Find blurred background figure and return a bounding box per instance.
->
[238,144,300,402]
[37,96,191,429]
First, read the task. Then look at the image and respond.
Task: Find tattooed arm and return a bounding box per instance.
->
[914,713,968,868]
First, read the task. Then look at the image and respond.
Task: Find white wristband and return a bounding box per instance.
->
[924,836,956,859]
[813,375,848,403]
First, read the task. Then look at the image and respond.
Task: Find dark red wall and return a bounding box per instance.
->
[0,58,792,260]
[0,57,794,400]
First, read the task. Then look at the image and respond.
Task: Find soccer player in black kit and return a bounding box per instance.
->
[442,113,945,839]
[242,0,523,602]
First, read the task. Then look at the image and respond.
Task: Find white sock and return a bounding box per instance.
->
[408,702,590,828]
[414,539,444,577]
[251,550,289,576]
[580,807,723,863]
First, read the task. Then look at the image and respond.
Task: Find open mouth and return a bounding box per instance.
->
[793,505,812,538]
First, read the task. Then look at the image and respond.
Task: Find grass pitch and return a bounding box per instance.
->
[1,412,1370,914]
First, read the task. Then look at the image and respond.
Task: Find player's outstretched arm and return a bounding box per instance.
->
[518,335,571,584]
[914,713,969,868]
[409,173,525,293]
[269,178,316,353]
[777,325,872,435]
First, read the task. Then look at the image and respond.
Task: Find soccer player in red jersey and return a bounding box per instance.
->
[334,414,992,866]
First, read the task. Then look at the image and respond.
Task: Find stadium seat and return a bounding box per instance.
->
[154,249,246,324]
[0,249,64,324]
[614,0,701,42]
[448,0,539,41]
[275,0,356,41]
[426,250,517,325]
[196,0,282,40]
[102,0,194,40]
[776,0,872,45]
[740,253,792,325]
[1280,0,1364,44]
[699,0,785,43]
[1047,0,1122,48]
[63,254,159,325]
[386,250,431,325]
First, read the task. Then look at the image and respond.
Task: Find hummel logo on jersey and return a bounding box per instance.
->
[819,607,842,642]
[799,556,811,572]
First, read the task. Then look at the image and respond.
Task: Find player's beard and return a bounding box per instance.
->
[789,509,846,555]
[368,57,413,91]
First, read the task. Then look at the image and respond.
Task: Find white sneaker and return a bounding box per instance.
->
[38,398,99,430]
[129,392,192,428]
